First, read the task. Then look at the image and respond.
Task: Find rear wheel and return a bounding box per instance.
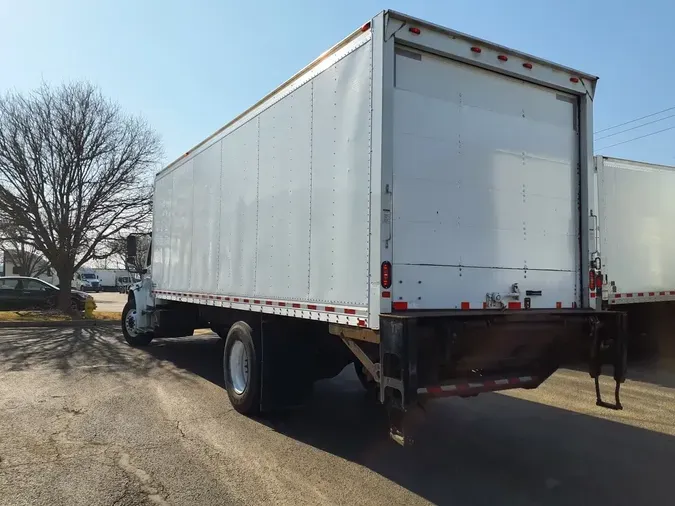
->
[121,299,154,346]
[223,322,260,415]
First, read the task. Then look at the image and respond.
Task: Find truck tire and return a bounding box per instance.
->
[223,321,260,415]
[121,299,154,347]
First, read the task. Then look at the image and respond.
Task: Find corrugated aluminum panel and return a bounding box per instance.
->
[309,40,372,305]
[151,174,172,289]
[256,83,312,299]
[218,119,259,296]
[170,159,194,291]
[189,141,221,294]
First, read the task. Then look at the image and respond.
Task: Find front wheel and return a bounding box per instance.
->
[121,299,154,346]
[223,322,260,415]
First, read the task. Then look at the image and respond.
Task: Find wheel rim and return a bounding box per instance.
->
[229,340,249,395]
[125,309,138,338]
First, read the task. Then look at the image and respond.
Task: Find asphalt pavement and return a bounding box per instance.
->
[0,327,673,506]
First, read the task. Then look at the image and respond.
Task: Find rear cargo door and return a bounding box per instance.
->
[391,48,580,310]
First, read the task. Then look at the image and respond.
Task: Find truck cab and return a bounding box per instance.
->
[72,270,101,292]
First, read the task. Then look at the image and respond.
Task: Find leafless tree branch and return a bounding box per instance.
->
[0,81,161,310]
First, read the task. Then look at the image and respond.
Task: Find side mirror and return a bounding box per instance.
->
[126,235,138,266]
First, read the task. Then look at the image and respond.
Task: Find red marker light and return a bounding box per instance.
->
[498,55,508,61]
[470,46,482,53]
[522,62,533,69]
[361,22,371,32]
[409,27,421,35]
[570,77,580,83]
[381,261,392,289]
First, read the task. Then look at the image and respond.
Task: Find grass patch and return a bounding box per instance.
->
[0,310,121,322]
[93,311,121,321]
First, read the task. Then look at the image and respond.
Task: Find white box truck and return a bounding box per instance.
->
[122,11,626,444]
[595,156,675,355]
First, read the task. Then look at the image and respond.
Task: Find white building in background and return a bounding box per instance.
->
[1,249,59,285]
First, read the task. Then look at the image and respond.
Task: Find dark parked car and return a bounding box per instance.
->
[0,276,93,311]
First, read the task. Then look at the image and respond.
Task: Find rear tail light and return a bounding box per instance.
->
[381,261,392,289]
[589,270,596,291]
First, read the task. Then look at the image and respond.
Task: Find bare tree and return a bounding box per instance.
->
[1,223,51,277]
[0,82,161,310]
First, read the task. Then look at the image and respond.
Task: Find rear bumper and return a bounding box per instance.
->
[379,309,625,409]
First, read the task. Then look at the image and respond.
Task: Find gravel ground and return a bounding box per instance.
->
[0,327,673,506]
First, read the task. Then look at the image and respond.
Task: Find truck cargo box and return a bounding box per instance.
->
[596,156,675,306]
[151,11,598,329]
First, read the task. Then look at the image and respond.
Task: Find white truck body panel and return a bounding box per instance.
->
[152,30,374,325]
[596,156,675,305]
[95,270,117,288]
[392,48,580,310]
[151,11,598,328]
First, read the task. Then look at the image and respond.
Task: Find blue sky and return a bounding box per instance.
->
[1,0,673,166]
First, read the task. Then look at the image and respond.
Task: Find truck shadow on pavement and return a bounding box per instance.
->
[3,329,672,506]
[143,334,675,506]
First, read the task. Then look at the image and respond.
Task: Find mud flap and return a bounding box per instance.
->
[379,316,419,446]
[259,317,314,412]
[589,312,628,410]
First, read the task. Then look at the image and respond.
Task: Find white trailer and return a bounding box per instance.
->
[95,269,117,290]
[123,11,626,444]
[596,156,675,305]
[595,156,675,354]
[93,269,140,291]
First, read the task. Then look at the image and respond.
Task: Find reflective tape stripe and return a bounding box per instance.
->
[609,290,675,304]
[417,375,537,396]
[152,290,367,324]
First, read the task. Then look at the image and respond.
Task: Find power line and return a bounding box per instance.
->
[595,125,675,151]
[594,105,675,134]
[595,112,675,141]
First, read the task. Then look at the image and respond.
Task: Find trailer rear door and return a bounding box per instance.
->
[391,48,580,310]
